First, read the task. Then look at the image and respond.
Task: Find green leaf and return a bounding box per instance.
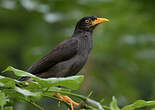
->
[37,75,84,90]
[121,100,155,110]
[2,66,37,78]
[23,81,42,91]
[3,89,26,101]
[0,76,15,88]
[110,96,120,110]
[15,87,42,100]
[15,87,41,97]
[4,87,42,101]
[0,92,6,108]
[3,66,84,90]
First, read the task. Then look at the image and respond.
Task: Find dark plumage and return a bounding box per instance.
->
[20,16,109,81]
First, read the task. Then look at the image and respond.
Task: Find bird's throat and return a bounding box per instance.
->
[77,31,93,55]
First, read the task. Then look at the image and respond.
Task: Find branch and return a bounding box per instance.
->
[73,98,104,110]
[85,98,104,110]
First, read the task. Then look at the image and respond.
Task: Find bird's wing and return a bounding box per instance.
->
[27,38,78,74]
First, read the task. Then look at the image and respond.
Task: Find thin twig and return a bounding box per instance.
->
[85,98,104,110]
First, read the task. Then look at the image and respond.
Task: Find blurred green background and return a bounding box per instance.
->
[0,0,155,109]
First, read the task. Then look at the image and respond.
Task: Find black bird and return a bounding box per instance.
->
[20,16,109,110]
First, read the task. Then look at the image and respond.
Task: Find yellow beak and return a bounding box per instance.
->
[92,18,109,25]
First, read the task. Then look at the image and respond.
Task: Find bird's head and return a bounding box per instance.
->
[74,16,109,33]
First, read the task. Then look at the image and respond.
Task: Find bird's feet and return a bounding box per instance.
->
[54,93,83,110]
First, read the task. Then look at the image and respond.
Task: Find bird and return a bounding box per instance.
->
[19,16,109,110]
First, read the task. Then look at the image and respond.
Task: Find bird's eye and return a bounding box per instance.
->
[85,20,89,23]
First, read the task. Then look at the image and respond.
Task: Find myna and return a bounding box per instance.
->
[20,16,109,110]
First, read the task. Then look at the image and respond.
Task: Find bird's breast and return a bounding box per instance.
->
[69,54,88,75]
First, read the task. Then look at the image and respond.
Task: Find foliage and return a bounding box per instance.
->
[1,66,84,110]
[0,67,155,110]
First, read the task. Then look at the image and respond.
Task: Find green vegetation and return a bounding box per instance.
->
[1,66,155,110]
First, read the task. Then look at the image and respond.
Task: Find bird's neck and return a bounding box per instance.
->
[72,30,93,55]
[73,28,93,35]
